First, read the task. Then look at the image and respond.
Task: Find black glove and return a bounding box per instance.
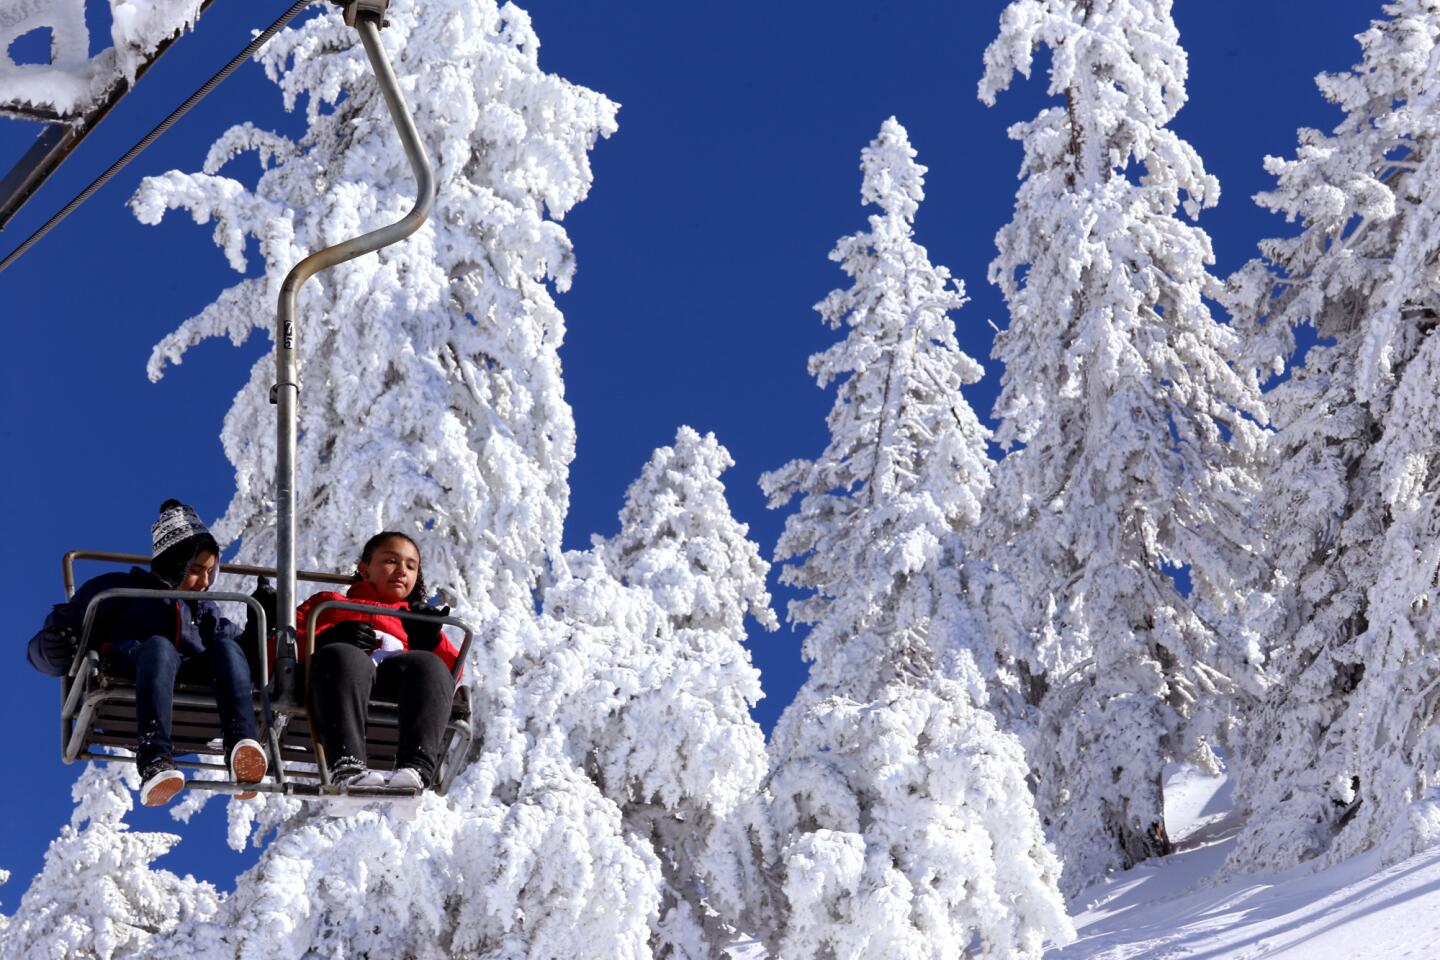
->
[250,576,278,632]
[241,577,279,677]
[405,602,450,652]
[317,620,377,654]
[197,603,222,641]
[34,617,80,676]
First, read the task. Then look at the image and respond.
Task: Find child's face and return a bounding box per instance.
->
[358,537,420,602]
[177,551,218,592]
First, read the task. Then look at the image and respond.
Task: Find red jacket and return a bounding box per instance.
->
[296,581,462,674]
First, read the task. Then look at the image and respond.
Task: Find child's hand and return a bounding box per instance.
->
[38,621,79,673]
[318,621,378,654]
[250,576,278,630]
[405,602,450,652]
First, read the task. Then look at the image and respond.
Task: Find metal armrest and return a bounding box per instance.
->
[76,588,270,691]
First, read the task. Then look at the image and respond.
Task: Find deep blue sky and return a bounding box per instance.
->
[2,0,1372,900]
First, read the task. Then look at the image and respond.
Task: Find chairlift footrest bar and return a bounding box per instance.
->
[188,779,421,800]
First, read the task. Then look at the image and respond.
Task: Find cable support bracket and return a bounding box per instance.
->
[269,382,300,405]
[333,0,390,27]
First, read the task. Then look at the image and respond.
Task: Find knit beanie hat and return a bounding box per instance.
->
[151,499,221,585]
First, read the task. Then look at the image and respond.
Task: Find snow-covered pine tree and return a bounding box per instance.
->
[593,426,780,955]
[760,118,1072,960]
[977,0,1269,893]
[55,3,683,957]
[0,766,219,960]
[510,426,779,958]
[1225,0,1440,873]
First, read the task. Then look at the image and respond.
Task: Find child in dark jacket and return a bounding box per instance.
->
[298,531,459,792]
[28,500,267,806]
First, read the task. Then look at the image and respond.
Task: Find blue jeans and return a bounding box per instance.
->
[102,635,259,772]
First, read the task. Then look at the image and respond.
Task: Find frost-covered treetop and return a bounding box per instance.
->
[857,116,926,220]
[602,425,778,638]
[978,0,1248,463]
[1230,0,1440,400]
[980,0,1210,207]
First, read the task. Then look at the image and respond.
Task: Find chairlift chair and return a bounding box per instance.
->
[59,552,477,799]
[53,0,468,802]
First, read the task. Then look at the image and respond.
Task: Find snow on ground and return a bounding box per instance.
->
[729,765,1440,958]
[1053,765,1440,959]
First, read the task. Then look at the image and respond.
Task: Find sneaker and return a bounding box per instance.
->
[229,739,268,800]
[139,759,185,807]
[388,767,426,793]
[330,756,385,790]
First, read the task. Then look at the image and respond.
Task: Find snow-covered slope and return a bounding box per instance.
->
[1053,767,1440,959]
[726,767,1440,959]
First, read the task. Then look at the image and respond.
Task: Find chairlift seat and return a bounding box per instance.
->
[64,655,473,795]
[64,652,262,778]
[275,683,471,774]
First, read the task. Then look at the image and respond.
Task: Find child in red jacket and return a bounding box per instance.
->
[300,531,459,791]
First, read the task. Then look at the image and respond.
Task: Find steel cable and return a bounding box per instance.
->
[0,0,315,274]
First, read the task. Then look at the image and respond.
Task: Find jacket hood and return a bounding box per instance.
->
[129,566,173,588]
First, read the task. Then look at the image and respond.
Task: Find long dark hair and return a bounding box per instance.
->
[353,531,428,604]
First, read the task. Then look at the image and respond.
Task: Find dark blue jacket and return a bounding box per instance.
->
[28,567,242,675]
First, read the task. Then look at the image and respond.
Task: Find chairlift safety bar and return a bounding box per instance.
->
[303,599,473,685]
[63,549,352,600]
[70,587,271,689]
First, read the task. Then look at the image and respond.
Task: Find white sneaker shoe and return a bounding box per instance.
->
[229,739,268,800]
[330,757,385,790]
[388,767,425,793]
[139,763,185,807]
[349,770,386,789]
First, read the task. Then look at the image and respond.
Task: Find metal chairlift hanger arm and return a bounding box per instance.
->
[55,0,468,803]
[270,0,438,711]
